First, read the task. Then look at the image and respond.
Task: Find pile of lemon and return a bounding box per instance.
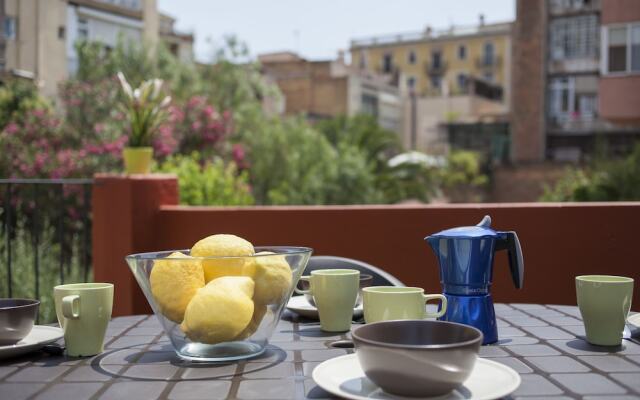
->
[149,234,292,344]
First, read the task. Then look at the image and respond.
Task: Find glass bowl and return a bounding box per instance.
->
[126,246,312,362]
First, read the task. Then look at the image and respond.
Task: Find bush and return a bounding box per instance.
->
[440,150,489,202]
[155,153,254,206]
[542,143,640,201]
[0,79,51,129]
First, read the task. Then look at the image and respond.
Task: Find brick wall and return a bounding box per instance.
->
[511,0,547,162]
[489,163,569,202]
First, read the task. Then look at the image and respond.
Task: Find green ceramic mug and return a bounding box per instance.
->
[295,269,360,332]
[363,286,447,324]
[576,275,634,346]
[54,283,114,357]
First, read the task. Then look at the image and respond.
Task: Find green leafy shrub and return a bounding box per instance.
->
[542,143,640,201]
[440,150,489,202]
[0,79,51,129]
[155,153,254,206]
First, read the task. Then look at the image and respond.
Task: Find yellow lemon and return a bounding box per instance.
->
[181,276,255,344]
[235,304,269,340]
[150,251,204,323]
[191,234,255,282]
[250,251,293,305]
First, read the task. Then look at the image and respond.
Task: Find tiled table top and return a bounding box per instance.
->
[1,303,639,400]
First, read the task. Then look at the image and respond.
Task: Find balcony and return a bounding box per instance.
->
[549,0,600,16]
[425,61,448,76]
[476,54,502,69]
[92,175,640,316]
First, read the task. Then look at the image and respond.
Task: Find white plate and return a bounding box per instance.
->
[312,354,521,400]
[287,296,363,319]
[629,312,640,327]
[0,326,63,360]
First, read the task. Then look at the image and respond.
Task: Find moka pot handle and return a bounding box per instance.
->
[497,231,524,289]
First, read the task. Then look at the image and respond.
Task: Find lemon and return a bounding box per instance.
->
[191,234,255,282]
[150,251,204,323]
[249,251,293,305]
[181,276,255,344]
[236,304,269,340]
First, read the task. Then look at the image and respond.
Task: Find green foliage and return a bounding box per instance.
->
[316,114,400,172]
[117,72,171,147]
[0,79,51,129]
[242,116,336,205]
[378,163,440,204]
[74,40,201,102]
[155,152,254,206]
[542,143,640,201]
[440,150,489,202]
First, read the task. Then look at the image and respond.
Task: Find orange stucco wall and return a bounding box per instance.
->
[93,175,640,316]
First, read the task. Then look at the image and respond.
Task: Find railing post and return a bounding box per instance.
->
[92,174,178,317]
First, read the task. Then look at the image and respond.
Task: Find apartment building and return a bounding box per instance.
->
[0,0,193,97]
[512,0,640,162]
[260,51,403,135]
[350,19,512,155]
[350,19,511,102]
[598,0,640,125]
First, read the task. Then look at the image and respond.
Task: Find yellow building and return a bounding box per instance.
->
[350,20,512,100]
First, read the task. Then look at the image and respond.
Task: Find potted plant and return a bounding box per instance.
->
[117,72,171,174]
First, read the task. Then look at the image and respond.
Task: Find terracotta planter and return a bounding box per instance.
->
[123,147,153,174]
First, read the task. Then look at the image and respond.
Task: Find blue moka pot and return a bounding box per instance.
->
[425,216,524,344]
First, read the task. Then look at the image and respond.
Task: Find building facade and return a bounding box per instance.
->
[350,19,512,155]
[598,0,640,125]
[0,0,193,97]
[260,52,403,135]
[350,19,512,102]
[512,0,640,162]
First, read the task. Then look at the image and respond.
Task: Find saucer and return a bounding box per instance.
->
[0,326,63,360]
[312,354,521,400]
[287,296,363,319]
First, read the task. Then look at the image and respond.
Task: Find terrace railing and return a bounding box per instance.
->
[0,178,93,322]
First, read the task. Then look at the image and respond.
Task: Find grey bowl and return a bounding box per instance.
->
[352,320,483,397]
[0,299,40,345]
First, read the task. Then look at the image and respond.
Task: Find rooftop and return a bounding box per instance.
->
[350,21,512,49]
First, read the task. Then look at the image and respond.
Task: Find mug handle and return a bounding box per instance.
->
[294,276,311,295]
[62,295,80,319]
[423,294,447,319]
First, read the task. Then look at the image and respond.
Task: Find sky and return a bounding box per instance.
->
[157,0,515,62]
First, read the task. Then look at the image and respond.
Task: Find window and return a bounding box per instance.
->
[549,15,598,60]
[458,45,466,60]
[430,75,441,89]
[58,26,65,40]
[633,25,640,71]
[607,26,627,72]
[359,51,367,69]
[483,42,495,65]
[604,24,640,74]
[548,76,598,123]
[361,94,379,116]
[407,76,416,90]
[457,73,467,91]
[78,18,88,39]
[431,51,442,68]
[408,50,416,64]
[382,53,393,73]
[484,72,494,82]
[3,16,16,39]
